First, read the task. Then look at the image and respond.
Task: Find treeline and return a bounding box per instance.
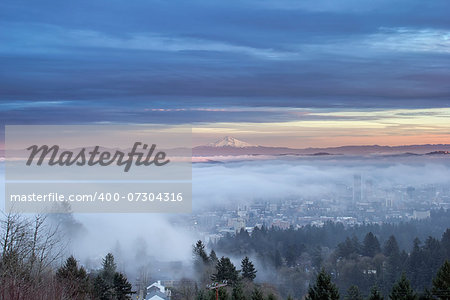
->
[215,209,450,260]
[192,238,450,299]
[328,231,450,296]
[0,213,133,300]
[192,241,280,300]
[56,253,133,300]
[304,262,450,300]
[211,210,450,298]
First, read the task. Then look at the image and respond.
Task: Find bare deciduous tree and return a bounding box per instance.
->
[0,212,66,299]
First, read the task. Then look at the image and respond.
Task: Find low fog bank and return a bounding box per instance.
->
[1,155,450,285]
[69,213,198,283]
[193,155,450,210]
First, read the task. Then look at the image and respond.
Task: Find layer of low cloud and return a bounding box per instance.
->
[193,156,450,209]
[1,155,450,281]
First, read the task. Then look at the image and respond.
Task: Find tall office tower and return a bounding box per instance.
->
[353,174,362,203]
[406,186,416,200]
[364,179,374,201]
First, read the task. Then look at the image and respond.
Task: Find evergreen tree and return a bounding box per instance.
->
[232,283,246,300]
[204,289,216,300]
[93,275,112,300]
[194,240,210,263]
[93,253,133,300]
[305,269,340,300]
[352,236,362,254]
[389,273,417,300]
[197,290,206,300]
[432,260,450,300]
[56,255,89,299]
[241,256,257,281]
[56,255,80,278]
[213,257,239,284]
[367,285,384,300]
[406,238,426,291]
[422,237,445,290]
[345,285,363,300]
[251,288,264,300]
[363,232,381,257]
[384,236,402,294]
[101,252,117,286]
[441,229,450,259]
[114,272,133,300]
[218,287,229,300]
[336,236,361,259]
[194,240,211,283]
[384,236,400,258]
[267,293,277,300]
[210,250,219,264]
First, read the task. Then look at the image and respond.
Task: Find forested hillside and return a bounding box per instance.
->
[202,209,450,299]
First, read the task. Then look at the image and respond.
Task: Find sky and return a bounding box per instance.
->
[0,0,449,147]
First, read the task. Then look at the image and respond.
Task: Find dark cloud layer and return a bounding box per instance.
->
[0,0,449,124]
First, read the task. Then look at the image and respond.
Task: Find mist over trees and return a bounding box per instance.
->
[0,209,449,300]
[0,213,134,300]
[193,240,280,300]
[208,210,450,299]
[193,235,450,300]
[193,244,450,300]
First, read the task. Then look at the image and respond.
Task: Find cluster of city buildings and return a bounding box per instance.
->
[182,176,450,242]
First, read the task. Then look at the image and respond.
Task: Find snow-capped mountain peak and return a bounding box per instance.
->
[208,136,255,148]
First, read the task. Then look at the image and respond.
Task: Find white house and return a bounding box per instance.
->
[145,280,171,300]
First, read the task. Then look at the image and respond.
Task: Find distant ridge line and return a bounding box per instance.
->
[194,138,450,156]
